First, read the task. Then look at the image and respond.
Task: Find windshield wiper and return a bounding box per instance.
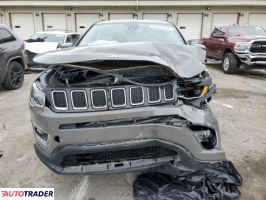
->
[26,37,47,42]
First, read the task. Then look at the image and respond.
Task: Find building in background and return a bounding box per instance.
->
[0,0,266,40]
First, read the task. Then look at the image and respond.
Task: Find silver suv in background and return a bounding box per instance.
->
[0,24,27,90]
[25,30,80,66]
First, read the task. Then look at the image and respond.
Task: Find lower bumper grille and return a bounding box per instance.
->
[63,146,177,166]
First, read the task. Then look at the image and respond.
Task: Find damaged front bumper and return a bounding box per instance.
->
[30,104,226,174]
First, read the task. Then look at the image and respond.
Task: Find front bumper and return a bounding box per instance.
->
[236,52,266,68]
[30,104,226,174]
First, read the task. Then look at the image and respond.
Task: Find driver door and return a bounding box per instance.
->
[206,28,226,60]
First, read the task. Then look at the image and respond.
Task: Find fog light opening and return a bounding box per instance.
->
[193,128,217,150]
[34,127,49,144]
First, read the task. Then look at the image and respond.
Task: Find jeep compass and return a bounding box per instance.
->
[29,20,226,174]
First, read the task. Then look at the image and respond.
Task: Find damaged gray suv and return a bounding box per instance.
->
[29,20,226,174]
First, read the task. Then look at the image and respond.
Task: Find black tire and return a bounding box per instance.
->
[222,53,238,74]
[2,61,24,90]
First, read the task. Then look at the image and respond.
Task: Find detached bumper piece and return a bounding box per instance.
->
[133,161,243,200]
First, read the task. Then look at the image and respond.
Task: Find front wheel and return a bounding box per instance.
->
[222,53,238,74]
[2,61,24,90]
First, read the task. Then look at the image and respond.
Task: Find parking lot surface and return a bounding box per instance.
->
[0,64,265,200]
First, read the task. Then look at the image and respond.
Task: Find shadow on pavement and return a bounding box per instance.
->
[207,63,266,80]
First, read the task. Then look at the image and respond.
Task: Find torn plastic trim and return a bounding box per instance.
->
[62,63,176,87]
[59,115,188,129]
[184,84,216,107]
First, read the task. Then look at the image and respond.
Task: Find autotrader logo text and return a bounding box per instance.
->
[0,188,54,200]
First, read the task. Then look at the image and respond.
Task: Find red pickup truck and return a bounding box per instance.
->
[201,25,266,74]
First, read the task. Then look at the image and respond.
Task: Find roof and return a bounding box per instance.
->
[34,30,79,35]
[97,20,172,25]
[215,24,263,29]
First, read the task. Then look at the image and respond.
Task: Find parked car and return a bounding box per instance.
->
[29,20,225,175]
[25,30,80,66]
[202,25,266,74]
[0,24,27,90]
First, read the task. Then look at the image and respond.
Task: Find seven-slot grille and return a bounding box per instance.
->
[250,41,266,53]
[51,84,176,111]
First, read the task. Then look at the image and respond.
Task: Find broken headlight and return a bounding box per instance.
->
[30,82,46,108]
[177,70,214,104]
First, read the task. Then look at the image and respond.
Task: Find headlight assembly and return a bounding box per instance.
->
[234,42,250,53]
[30,82,46,108]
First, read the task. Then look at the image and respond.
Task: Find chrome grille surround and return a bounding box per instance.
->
[50,83,177,112]
[147,86,161,103]
[164,85,174,101]
[130,86,144,106]
[71,90,88,110]
[52,90,68,110]
[111,88,126,108]
[91,89,107,109]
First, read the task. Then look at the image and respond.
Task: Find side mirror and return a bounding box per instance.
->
[60,43,74,48]
[187,39,206,51]
[212,33,226,39]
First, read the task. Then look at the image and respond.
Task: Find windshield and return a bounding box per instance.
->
[29,33,65,44]
[229,26,266,36]
[77,22,185,46]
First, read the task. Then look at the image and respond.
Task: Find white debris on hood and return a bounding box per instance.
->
[25,42,58,54]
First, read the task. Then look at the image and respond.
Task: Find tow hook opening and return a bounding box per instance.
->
[54,136,61,143]
[190,125,217,150]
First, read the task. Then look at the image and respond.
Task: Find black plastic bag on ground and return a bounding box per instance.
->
[133,161,242,200]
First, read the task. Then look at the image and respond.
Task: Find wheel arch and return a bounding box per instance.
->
[223,48,233,56]
[223,48,240,62]
[7,56,25,70]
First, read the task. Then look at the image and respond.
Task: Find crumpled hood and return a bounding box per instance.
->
[34,42,206,78]
[25,42,58,54]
